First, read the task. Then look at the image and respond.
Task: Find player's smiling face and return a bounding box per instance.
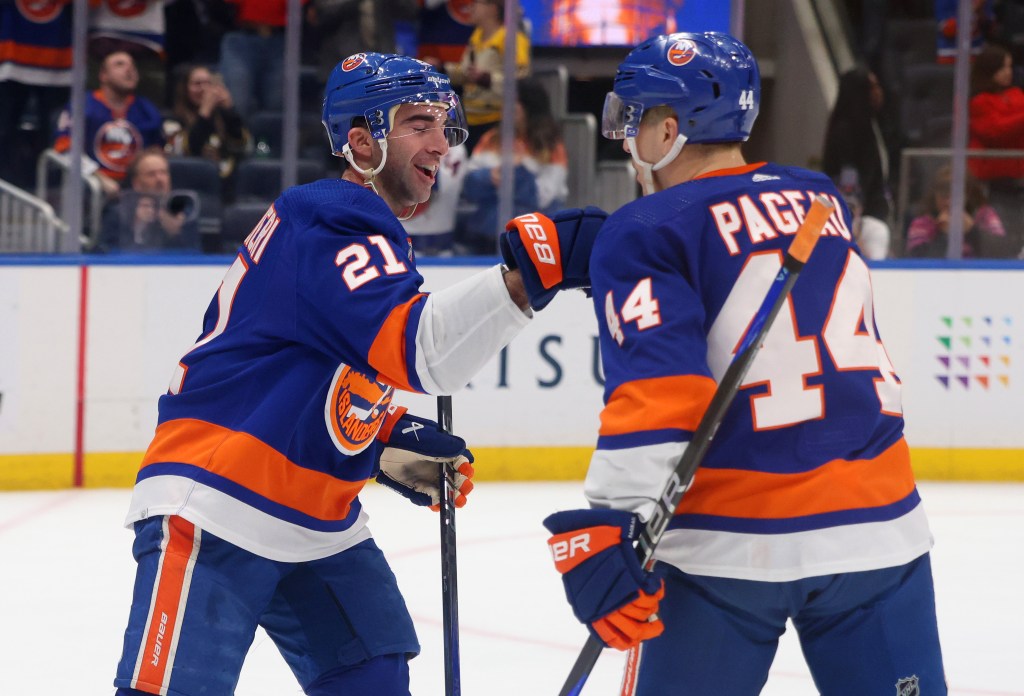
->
[376,102,450,211]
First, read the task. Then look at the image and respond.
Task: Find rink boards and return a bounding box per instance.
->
[0,256,1022,489]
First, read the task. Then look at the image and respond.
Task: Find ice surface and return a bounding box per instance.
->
[0,481,1020,694]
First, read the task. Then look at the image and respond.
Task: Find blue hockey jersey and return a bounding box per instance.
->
[585,162,932,581]
[126,179,529,561]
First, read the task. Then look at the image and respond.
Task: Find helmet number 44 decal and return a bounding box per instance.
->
[739,89,756,110]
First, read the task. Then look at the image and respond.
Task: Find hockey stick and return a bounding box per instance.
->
[558,195,835,696]
[437,395,461,696]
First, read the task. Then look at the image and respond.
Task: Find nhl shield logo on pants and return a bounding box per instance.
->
[896,675,920,696]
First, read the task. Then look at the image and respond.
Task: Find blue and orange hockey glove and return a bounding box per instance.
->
[499,206,607,311]
[375,405,474,510]
[544,509,665,650]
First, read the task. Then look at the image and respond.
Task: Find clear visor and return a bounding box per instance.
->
[601,92,645,140]
[366,92,468,147]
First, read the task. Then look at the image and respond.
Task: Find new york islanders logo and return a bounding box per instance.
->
[16,0,63,23]
[667,39,697,66]
[93,118,143,173]
[342,53,367,72]
[325,363,394,454]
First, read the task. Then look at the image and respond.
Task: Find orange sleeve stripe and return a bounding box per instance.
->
[0,41,73,69]
[599,375,718,436]
[677,438,916,519]
[141,419,364,522]
[368,293,424,393]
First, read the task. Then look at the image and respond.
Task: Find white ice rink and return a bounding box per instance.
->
[1,481,1021,695]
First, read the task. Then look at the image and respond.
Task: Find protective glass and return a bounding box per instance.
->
[601,92,647,140]
[367,92,469,147]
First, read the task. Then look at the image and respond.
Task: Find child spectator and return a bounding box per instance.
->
[906,164,1006,257]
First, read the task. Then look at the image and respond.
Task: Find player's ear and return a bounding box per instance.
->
[346,127,375,163]
[660,115,679,148]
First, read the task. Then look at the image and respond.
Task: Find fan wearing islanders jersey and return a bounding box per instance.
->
[112,53,601,696]
[513,33,948,695]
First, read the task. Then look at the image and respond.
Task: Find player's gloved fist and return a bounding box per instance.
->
[500,206,607,311]
[375,405,474,509]
[544,509,665,650]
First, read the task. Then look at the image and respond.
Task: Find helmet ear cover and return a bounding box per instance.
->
[602,32,760,145]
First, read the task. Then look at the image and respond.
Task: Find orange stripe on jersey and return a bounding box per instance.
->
[599,375,717,436]
[368,293,424,392]
[0,41,73,69]
[141,419,364,522]
[693,162,767,180]
[133,516,198,693]
[677,438,915,519]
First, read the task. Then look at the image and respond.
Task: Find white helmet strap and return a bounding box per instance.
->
[342,137,390,189]
[626,133,687,195]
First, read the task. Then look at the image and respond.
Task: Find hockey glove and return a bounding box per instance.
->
[544,508,665,651]
[375,405,474,509]
[500,206,607,311]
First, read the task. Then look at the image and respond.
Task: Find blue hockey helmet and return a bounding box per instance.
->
[602,32,760,144]
[322,52,468,156]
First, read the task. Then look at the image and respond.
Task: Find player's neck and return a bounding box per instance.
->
[663,145,747,187]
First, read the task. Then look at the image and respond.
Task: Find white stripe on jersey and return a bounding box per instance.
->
[654,504,934,582]
[125,476,372,563]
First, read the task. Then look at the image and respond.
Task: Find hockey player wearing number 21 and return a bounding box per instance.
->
[111,53,604,696]
[541,32,948,695]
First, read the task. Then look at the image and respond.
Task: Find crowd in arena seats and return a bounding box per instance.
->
[2,0,1022,259]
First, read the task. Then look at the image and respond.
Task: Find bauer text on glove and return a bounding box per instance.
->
[544,508,665,650]
[499,206,607,311]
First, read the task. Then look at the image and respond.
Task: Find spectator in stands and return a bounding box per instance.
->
[88,0,168,107]
[165,65,249,191]
[400,142,469,256]
[822,67,895,226]
[968,44,1024,183]
[906,164,1006,257]
[0,0,72,190]
[417,0,474,67]
[219,0,304,116]
[435,0,530,151]
[308,0,416,82]
[100,148,200,252]
[54,50,164,198]
[457,78,567,254]
[935,0,996,64]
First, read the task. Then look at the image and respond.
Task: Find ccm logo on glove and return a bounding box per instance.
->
[548,525,621,573]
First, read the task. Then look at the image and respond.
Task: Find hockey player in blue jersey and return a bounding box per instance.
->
[501,32,947,694]
[112,53,602,696]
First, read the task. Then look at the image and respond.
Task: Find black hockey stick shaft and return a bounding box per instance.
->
[558,195,834,696]
[437,395,461,696]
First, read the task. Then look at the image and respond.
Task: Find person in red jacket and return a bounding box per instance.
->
[968,44,1024,182]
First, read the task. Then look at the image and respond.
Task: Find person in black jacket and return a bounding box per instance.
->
[822,68,895,226]
[165,64,249,188]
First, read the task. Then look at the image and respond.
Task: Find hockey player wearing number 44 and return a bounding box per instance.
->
[112,53,605,696]
[533,32,948,695]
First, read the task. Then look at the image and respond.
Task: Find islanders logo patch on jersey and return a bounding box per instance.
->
[93,118,143,173]
[325,363,394,455]
[17,0,64,23]
[667,39,697,66]
[342,53,367,72]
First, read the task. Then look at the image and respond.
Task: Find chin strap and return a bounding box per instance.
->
[342,138,390,196]
[626,133,688,195]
